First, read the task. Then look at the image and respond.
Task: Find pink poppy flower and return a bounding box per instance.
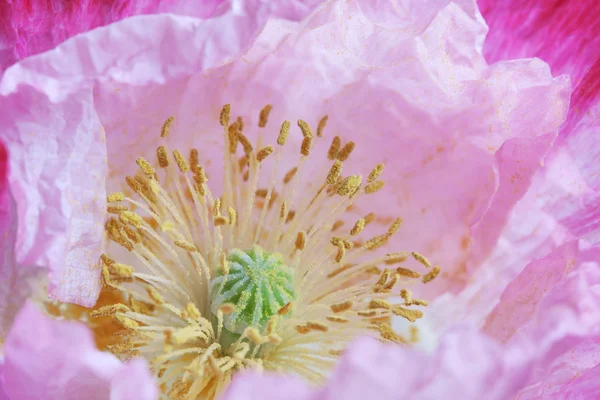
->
[1,0,598,398]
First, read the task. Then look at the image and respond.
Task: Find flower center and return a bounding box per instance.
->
[211,246,295,336]
[91,104,440,399]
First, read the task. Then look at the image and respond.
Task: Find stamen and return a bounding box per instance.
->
[337,141,355,162]
[297,120,313,138]
[256,146,274,162]
[350,218,365,236]
[328,136,341,160]
[173,150,189,173]
[107,192,124,202]
[326,161,343,185]
[259,105,273,128]
[317,115,328,137]
[136,157,156,177]
[368,163,384,183]
[220,104,231,127]
[412,252,431,268]
[422,266,441,283]
[278,121,290,146]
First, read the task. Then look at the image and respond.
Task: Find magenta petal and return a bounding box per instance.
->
[1,302,157,400]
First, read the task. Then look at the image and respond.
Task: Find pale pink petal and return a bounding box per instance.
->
[87,0,570,299]
[223,372,314,400]
[1,302,157,400]
[0,1,318,306]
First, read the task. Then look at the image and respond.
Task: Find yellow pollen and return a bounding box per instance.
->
[396,267,421,278]
[364,212,375,224]
[326,160,343,185]
[423,266,441,283]
[369,299,391,310]
[392,306,423,322]
[328,136,341,160]
[115,314,139,330]
[107,192,124,202]
[157,146,169,168]
[337,141,355,162]
[278,302,293,315]
[385,252,409,264]
[368,163,385,183]
[238,133,254,155]
[228,122,240,154]
[213,198,221,217]
[236,116,244,131]
[258,104,273,127]
[136,157,155,177]
[335,244,345,263]
[365,180,385,194]
[317,115,328,137]
[365,234,389,250]
[337,175,362,196]
[161,116,175,138]
[387,218,402,236]
[190,149,199,170]
[90,304,130,317]
[412,252,432,268]
[256,146,274,162]
[307,321,329,332]
[119,211,143,227]
[350,218,365,236]
[297,119,313,138]
[326,316,349,323]
[279,201,287,219]
[301,136,312,156]
[220,104,231,127]
[295,231,306,250]
[376,269,391,286]
[331,300,353,313]
[174,240,197,252]
[227,207,236,226]
[109,263,135,278]
[278,120,290,145]
[283,167,297,184]
[107,205,128,214]
[146,286,165,304]
[173,149,189,172]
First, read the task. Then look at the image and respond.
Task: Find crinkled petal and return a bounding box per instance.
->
[1,302,157,400]
[0,1,319,306]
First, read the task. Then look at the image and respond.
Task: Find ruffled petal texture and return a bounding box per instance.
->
[0,0,320,306]
[0,0,570,307]
[0,302,157,400]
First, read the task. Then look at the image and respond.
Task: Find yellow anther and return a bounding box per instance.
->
[335,243,346,263]
[90,304,130,317]
[365,180,385,194]
[245,327,265,345]
[365,234,388,250]
[220,253,229,275]
[107,205,128,214]
[119,211,143,227]
[110,262,135,278]
[331,300,353,313]
[160,116,175,138]
[214,216,228,226]
[157,146,169,168]
[326,315,349,323]
[213,198,221,217]
[194,165,207,184]
[387,218,402,236]
[238,133,253,155]
[297,119,313,138]
[258,104,273,128]
[278,120,290,146]
[136,157,155,177]
[392,306,423,322]
[337,141,355,161]
[307,321,329,332]
[100,254,115,266]
[396,267,421,278]
[411,299,429,306]
[185,303,202,320]
[400,288,412,303]
[328,136,341,160]
[326,160,343,185]
[382,273,400,290]
[295,325,310,334]
[236,116,244,131]
[146,286,165,304]
[350,218,365,236]
[174,240,197,252]
[278,302,293,315]
[280,201,287,219]
[332,220,345,231]
[256,146,274,162]
[218,303,235,315]
[300,136,312,156]
[412,252,431,268]
[228,207,237,226]
[337,175,362,196]
[423,266,441,283]
[125,176,141,193]
[115,314,139,330]
[228,121,239,153]
[173,149,189,172]
[357,310,377,317]
[283,167,297,184]
[376,268,391,286]
[220,104,231,127]
[368,163,385,183]
[107,192,124,202]
[369,299,391,309]
[317,115,328,137]
[385,252,409,264]
[364,212,375,224]
[378,323,406,344]
[295,231,306,250]
[190,149,199,170]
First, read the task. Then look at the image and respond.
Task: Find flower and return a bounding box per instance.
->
[2,0,597,398]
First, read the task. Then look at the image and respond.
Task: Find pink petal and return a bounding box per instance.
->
[223,372,314,400]
[0,0,226,74]
[0,1,318,306]
[1,302,157,400]
[479,0,600,90]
